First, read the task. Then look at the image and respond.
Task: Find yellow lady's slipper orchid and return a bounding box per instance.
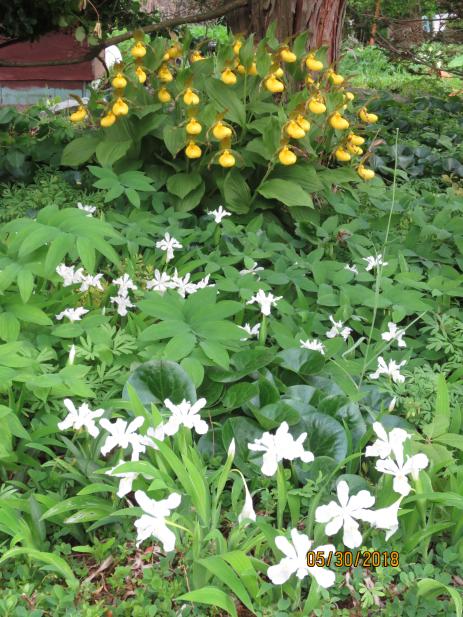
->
[131,42,146,59]
[348,133,365,146]
[279,145,297,165]
[167,43,182,59]
[158,87,171,103]
[112,98,129,116]
[219,149,236,168]
[191,51,205,62]
[212,121,232,140]
[286,120,306,139]
[135,66,147,84]
[247,62,258,76]
[221,68,237,85]
[233,40,242,56]
[265,75,285,93]
[357,164,375,180]
[112,73,127,89]
[280,48,297,63]
[185,141,202,159]
[335,146,351,162]
[186,118,202,136]
[359,107,378,123]
[100,112,116,128]
[70,106,87,122]
[306,54,324,71]
[330,112,349,130]
[346,142,363,155]
[296,115,310,132]
[308,96,326,114]
[183,88,200,106]
[327,69,344,85]
[158,64,173,83]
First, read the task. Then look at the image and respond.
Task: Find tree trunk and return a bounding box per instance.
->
[227,0,348,64]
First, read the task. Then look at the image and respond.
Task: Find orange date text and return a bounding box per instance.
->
[306,550,399,568]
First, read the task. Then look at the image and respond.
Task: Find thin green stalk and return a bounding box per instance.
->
[359,128,399,387]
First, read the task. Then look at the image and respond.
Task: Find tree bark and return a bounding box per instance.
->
[227,0,348,64]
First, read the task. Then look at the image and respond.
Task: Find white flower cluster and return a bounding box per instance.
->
[265,422,428,587]
[53,231,213,322]
[58,396,208,547]
[110,274,137,317]
[146,268,213,298]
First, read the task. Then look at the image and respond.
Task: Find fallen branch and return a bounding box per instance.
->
[0,0,248,68]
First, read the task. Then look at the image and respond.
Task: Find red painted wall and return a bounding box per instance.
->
[0,32,104,84]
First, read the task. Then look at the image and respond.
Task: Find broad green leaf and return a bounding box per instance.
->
[167,172,203,199]
[299,412,348,462]
[417,579,462,617]
[423,374,449,438]
[61,135,100,166]
[95,140,131,167]
[177,586,237,617]
[123,360,196,405]
[258,179,313,208]
[163,333,197,361]
[198,556,254,613]
[223,169,252,214]
[17,269,34,303]
[205,79,246,126]
[0,548,78,589]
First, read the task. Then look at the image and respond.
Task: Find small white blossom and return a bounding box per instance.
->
[99,416,145,457]
[369,357,406,383]
[134,490,181,551]
[146,270,175,294]
[170,270,198,298]
[267,529,335,588]
[55,307,89,322]
[139,424,167,451]
[238,477,256,523]
[110,294,135,316]
[363,254,388,271]
[300,339,325,355]
[345,264,358,275]
[58,398,104,437]
[208,206,231,224]
[247,289,282,316]
[365,422,411,459]
[228,438,236,458]
[239,261,264,276]
[68,344,76,365]
[162,398,208,436]
[77,202,96,216]
[326,315,352,341]
[381,322,406,348]
[315,480,375,549]
[106,460,138,498]
[156,233,182,262]
[362,497,403,540]
[113,274,137,296]
[79,273,105,292]
[56,264,85,287]
[248,421,314,477]
[240,323,261,340]
[375,443,429,496]
[195,274,213,289]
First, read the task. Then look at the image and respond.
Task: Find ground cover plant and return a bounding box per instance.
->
[0,25,463,617]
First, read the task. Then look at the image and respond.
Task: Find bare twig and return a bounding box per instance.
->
[0,0,248,68]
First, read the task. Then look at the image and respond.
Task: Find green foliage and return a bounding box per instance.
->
[61,30,380,222]
[1,27,463,617]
